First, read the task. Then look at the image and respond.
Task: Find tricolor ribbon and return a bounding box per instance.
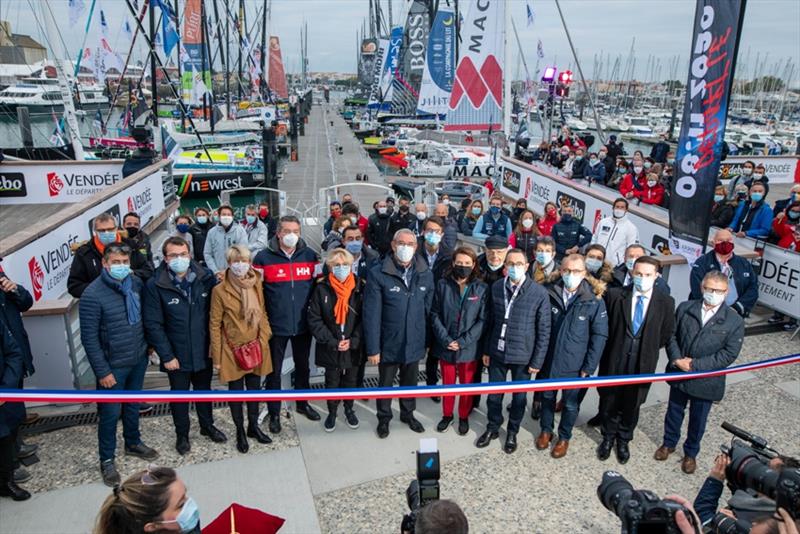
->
[1,354,797,404]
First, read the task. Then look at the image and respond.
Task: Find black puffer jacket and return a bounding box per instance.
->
[67,234,153,298]
[430,277,488,363]
[308,275,364,369]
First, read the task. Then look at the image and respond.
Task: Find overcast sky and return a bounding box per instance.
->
[2,0,798,82]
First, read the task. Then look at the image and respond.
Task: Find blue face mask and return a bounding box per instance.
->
[471,207,482,215]
[625,258,636,271]
[196,215,208,225]
[535,251,553,266]
[176,223,191,234]
[424,232,442,246]
[344,240,362,254]
[332,264,351,282]
[713,194,724,203]
[585,258,603,273]
[562,273,583,290]
[750,193,764,202]
[245,215,257,224]
[507,265,526,282]
[97,231,117,245]
[160,496,200,533]
[489,206,501,216]
[108,264,131,281]
[617,167,627,173]
[168,257,191,274]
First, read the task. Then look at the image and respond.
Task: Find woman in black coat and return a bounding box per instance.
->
[710,184,736,228]
[308,249,364,433]
[430,247,488,436]
[0,321,28,500]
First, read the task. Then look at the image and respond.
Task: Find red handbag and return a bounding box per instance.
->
[223,328,263,371]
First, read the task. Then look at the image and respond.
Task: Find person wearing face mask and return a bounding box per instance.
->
[430,247,488,436]
[321,216,350,251]
[633,172,665,206]
[607,157,628,188]
[728,183,773,239]
[772,201,800,251]
[243,205,269,255]
[308,249,364,433]
[257,201,278,238]
[364,229,434,438]
[202,205,248,281]
[473,196,512,240]
[584,151,606,184]
[253,216,322,433]
[599,148,615,183]
[654,271,744,475]
[323,201,343,237]
[726,160,755,199]
[650,133,670,163]
[551,204,592,261]
[459,200,483,236]
[440,194,457,219]
[743,163,770,195]
[455,197,471,227]
[168,215,195,257]
[584,244,614,283]
[773,184,800,216]
[79,242,159,486]
[596,256,676,465]
[510,199,528,228]
[533,255,608,459]
[142,237,227,455]
[591,198,640,266]
[689,229,758,318]
[531,237,560,286]
[562,150,577,177]
[619,157,647,199]
[389,197,416,236]
[367,200,393,256]
[94,465,202,534]
[433,203,458,252]
[342,202,369,246]
[552,146,570,169]
[210,245,273,453]
[508,209,540,262]
[68,213,154,298]
[476,249,551,454]
[537,202,559,236]
[610,244,671,295]
[413,203,429,236]
[710,184,736,228]
[123,212,155,268]
[339,226,379,279]
[189,208,213,265]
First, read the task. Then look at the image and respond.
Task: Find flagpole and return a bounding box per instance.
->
[149,0,159,124]
[502,1,512,142]
[73,0,98,78]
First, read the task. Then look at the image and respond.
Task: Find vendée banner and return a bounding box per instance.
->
[669,0,747,262]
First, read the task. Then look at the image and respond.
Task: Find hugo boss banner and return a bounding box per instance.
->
[669,0,746,263]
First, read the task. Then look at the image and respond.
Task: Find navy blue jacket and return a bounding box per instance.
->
[585,161,606,183]
[430,278,488,363]
[484,276,551,367]
[730,201,773,239]
[143,262,217,373]
[0,321,25,438]
[533,278,608,378]
[415,241,453,282]
[79,274,148,379]
[0,283,34,377]
[253,237,320,337]
[551,218,592,260]
[666,300,744,401]
[689,251,758,316]
[363,255,434,364]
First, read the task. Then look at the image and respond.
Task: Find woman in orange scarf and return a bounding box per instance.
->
[307,249,364,433]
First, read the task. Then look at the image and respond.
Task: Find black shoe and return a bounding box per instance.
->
[17,442,38,459]
[436,416,453,433]
[236,427,249,453]
[431,396,441,403]
[457,418,469,435]
[296,404,321,421]
[476,430,499,448]
[344,409,359,429]
[175,435,191,455]
[324,413,336,432]
[586,413,602,427]
[247,423,273,444]
[377,421,390,439]
[12,468,30,484]
[401,416,425,433]
[616,440,631,464]
[100,460,120,487]
[597,438,614,461]
[0,480,31,501]
[200,425,228,443]
[268,414,282,434]
[504,432,518,454]
[125,443,159,461]
[531,401,542,420]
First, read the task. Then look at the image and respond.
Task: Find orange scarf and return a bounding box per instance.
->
[328,273,355,326]
[93,231,120,255]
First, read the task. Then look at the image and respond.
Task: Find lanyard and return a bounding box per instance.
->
[503,277,523,320]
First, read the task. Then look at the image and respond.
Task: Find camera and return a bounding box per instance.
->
[597,471,699,534]
[401,439,441,534]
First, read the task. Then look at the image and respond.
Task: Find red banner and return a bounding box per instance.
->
[268,36,288,99]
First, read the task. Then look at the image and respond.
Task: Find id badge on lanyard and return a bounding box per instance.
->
[498,281,522,352]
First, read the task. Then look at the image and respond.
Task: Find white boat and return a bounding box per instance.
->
[564,116,589,131]
[406,145,495,179]
[0,76,108,112]
[624,115,655,136]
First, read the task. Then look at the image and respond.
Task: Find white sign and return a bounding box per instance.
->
[756,244,800,319]
[0,161,125,205]
[1,171,166,302]
[719,155,799,185]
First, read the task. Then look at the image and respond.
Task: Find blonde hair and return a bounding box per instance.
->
[225,244,251,264]
[325,248,354,267]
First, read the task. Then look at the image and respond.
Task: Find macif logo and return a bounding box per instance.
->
[28,257,44,301]
[47,172,64,197]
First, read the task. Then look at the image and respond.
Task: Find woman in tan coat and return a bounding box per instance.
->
[209,244,273,453]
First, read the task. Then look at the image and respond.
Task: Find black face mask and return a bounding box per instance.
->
[126,227,139,238]
[453,265,472,280]
[399,205,409,213]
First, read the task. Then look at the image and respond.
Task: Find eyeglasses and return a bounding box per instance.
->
[106,244,132,254]
[165,253,190,260]
[562,268,585,275]
[702,287,727,295]
[506,262,527,268]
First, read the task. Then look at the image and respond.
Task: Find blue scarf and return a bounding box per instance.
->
[101,269,142,325]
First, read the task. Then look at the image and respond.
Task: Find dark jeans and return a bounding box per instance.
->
[96,357,148,462]
[376,362,418,423]
[425,352,439,386]
[662,387,713,459]
[324,366,357,414]
[167,367,214,438]
[601,385,647,443]
[266,334,312,415]
[486,360,530,434]
[540,387,581,440]
[0,429,17,481]
[228,373,261,428]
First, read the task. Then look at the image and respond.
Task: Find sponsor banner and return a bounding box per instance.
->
[0,162,124,205]
[755,244,800,319]
[174,172,262,197]
[669,0,746,260]
[417,6,456,118]
[2,172,165,302]
[268,36,288,99]
[378,26,404,114]
[366,38,390,112]
[719,155,800,185]
[358,38,379,88]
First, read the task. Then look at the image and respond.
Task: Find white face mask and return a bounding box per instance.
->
[378,207,387,215]
[416,211,427,221]
[647,180,658,188]
[219,215,234,226]
[703,291,726,307]
[633,166,643,174]
[613,209,626,219]
[443,199,450,205]
[395,244,415,263]
[281,232,299,248]
[230,261,250,277]
[521,218,534,229]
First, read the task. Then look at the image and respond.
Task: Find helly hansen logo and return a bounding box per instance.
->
[259,262,318,283]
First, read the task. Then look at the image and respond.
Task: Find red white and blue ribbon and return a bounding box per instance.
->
[1,354,798,404]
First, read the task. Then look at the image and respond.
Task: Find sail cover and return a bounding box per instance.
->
[416,6,456,118]
[268,36,289,99]
[391,0,432,115]
[366,38,390,113]
[444,0,504,131]
[181,0,210,105]
[376,26,404,115]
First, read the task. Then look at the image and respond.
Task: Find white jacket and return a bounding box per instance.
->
[203,223,248,273]
[591,215,639,266]
[245,220,269,255]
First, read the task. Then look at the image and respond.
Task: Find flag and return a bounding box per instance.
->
[68,0,86,27]
[526,3,535,27]
[122,20,133,40]
[152,0,179,56]
[50,113,65,146]
[93,109,106,135]
[537,39,544,59]
[100,10,109,37]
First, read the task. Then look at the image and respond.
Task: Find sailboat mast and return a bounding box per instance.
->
[502,0,512,139]
[200,0,210,124]
[237,0,244,101]
[174,0,185,130]
[260,0,267,101]
[149,0,159,124]
[225,0,231,116]
[211,0,227,114]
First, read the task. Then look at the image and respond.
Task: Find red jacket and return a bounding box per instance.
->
[635,182,665,206]
[772,218,800,250]
[357,215,369,245]
[619,172,646,198]
[537,214,558,236]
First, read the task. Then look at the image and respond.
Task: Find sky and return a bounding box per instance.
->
[2,0,798,82]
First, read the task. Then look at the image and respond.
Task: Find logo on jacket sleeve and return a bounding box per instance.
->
[168,298,179,305]
[390,286,401,293]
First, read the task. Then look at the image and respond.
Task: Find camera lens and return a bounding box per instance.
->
[710,512,750,534]
[728,442,780,498]
[597,471,634,513]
